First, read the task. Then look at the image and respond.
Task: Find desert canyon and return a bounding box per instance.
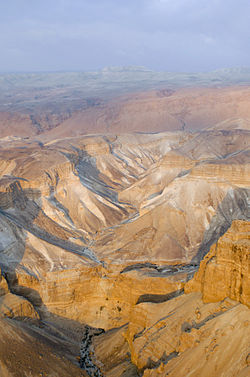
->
[0,68,249,376]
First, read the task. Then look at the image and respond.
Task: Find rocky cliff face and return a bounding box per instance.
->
[185,220,250,307]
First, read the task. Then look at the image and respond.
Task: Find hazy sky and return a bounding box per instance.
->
[0,0,249,72]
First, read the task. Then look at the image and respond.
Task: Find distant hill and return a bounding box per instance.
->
[0,67,250,138]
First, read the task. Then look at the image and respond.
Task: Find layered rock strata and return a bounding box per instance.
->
[185,220,250,307]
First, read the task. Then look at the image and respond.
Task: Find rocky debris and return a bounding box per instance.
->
[121,262,198,278]
[120,262,159,274]
[80,325,105,376]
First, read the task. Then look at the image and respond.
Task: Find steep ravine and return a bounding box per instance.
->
[80,326,105,376]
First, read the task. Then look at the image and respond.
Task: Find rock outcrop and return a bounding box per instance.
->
[0,267,39,319]
[185,220,250,307]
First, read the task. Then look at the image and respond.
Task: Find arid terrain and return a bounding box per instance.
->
[1,67,250,138]
[0,69,249,376]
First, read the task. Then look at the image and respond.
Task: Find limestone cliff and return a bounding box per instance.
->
[185,220,250,307]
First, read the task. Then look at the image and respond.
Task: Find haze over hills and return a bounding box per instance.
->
[0,70,249,376]
[1,67,250,138]
[1,66,250,113]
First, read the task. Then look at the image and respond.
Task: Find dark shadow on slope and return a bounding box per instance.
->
[139,351,179,374]
[2,270,106,375]
[136,289,184,305]
[0,181,47,317]
[63,147,119,203]
[2,270,45,319]
[63,146,136,213]
[0,181,100,265]
[0,315,88,377]
[0,180,35,279]
[180,304,239,333]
